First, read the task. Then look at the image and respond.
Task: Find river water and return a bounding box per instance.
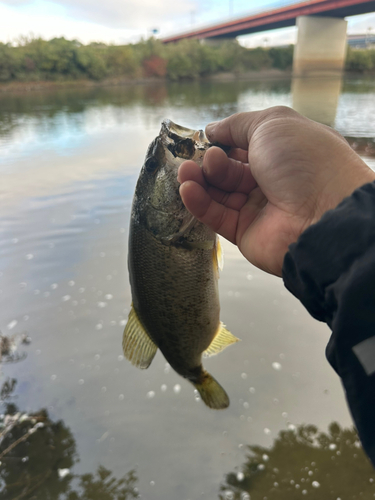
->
[0,77,375,499]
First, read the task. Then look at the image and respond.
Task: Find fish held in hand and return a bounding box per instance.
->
[123,120,239,409]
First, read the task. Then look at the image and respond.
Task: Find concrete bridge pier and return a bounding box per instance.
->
[293,15,348,76]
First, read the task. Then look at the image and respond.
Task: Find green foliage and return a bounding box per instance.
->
[0,36,297,83]
[166,40,202,80]
[106,46,138,77]
[346,46,375,72]
[76,46,107,80]
[269,45,294,69]
[0,43,18,81]
[242,47,272,70]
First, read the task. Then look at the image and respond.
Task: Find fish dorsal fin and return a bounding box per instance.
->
[204,322,240,357]
[213,237,224,277]
[123,305,157,369]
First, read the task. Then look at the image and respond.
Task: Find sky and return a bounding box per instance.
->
[0,0,374,47]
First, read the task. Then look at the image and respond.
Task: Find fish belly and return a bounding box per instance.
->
[128,222,219,377]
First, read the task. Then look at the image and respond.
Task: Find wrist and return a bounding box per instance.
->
[310,170,375,227]
[283,180,375,322]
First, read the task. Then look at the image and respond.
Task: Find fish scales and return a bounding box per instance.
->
[129,224,219,374]
[123,120,239,409]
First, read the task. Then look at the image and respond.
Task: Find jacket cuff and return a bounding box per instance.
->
[282,181,375,327]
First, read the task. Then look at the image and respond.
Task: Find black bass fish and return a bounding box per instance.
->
[123,120,239,409]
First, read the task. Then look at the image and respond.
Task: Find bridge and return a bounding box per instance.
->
[162,0,375,76]
[162,0,375,42]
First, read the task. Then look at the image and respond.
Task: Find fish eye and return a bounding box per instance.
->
[144,137,163,173]
[145,157,159,173]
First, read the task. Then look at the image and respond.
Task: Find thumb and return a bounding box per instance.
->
[205,111,260,150]
[205,107,297,150]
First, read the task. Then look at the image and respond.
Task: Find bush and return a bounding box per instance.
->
[0,36,302,83]
[0,43,19,81]
[346,46,375,72]
[242,47,272,70]
[76,46,107,80]
[269,45,294,70]
[142,55,166,77]
[106,45,138,77]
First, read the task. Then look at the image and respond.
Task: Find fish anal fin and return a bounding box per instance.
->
[204,322,240,358]
[123,305,157,369]
[193,370,229,409]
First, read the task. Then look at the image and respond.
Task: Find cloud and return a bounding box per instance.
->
[0,0,198,30]
[347,12,375,33]
[239,26,297,48]
[0,0,31,4]
[1,0,374,45]
[0,3,141,44]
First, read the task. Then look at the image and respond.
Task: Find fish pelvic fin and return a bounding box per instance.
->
[204,322,240,358]
[123,305,157,369]
[193,370,229,410]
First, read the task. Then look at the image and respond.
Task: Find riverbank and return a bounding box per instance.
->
[0,69,295,93]
[2,68,374,94]
[0,76,159,93]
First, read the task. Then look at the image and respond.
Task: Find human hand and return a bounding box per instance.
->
[178,107,375,276]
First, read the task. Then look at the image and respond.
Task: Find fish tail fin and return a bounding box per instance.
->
[193,370,229,410]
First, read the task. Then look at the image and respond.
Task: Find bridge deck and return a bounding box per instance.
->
[162,0,375,42]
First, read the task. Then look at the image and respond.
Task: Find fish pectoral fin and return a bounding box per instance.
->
[204,322,240,357]
[158,215,197,245]
[212,237,224,278]
[123,306,157,369]
[193,370,229,409]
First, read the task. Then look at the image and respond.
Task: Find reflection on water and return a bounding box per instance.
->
[0,333,30,364]
[0,77,375,498]
[220,423,375,500]
[0,404,139,500]
[292,77,342,126]
[1,338,373,499]
[0,339,139,500]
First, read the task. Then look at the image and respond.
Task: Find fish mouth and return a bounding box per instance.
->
[161,120,209,161]
[162,120,208,143]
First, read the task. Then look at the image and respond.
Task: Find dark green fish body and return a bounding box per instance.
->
[123,120,238,409]
[129,222,219,377]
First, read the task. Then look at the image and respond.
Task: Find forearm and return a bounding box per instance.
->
[282,181,375,466]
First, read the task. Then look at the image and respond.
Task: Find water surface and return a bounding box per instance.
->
[0,77,375,499]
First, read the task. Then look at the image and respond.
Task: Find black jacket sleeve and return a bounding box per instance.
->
[282,182,375,466]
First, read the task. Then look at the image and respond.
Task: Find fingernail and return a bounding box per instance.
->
[205,121,218,139]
